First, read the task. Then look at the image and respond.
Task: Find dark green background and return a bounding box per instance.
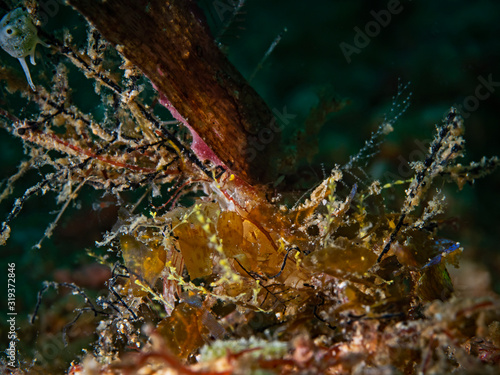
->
[211,0,500,289]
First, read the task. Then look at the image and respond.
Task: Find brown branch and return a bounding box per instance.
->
[67,0,280,185]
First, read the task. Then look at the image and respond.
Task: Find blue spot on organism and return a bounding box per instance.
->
[421,239,461,269]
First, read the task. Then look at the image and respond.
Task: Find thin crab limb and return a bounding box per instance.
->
[377,108,465,262]
[33,179,87,249]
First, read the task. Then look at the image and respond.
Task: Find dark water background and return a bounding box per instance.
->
[212,0,500,290]
[204,0,500,286]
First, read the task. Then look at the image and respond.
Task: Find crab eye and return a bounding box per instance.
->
[6,27,13,35]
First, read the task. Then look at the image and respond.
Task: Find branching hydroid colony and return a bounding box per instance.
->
[0,1,499,374]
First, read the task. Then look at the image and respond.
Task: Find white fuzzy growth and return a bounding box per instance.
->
[199,337,288,362]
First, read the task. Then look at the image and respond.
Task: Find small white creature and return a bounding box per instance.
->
[0,8,48,91]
